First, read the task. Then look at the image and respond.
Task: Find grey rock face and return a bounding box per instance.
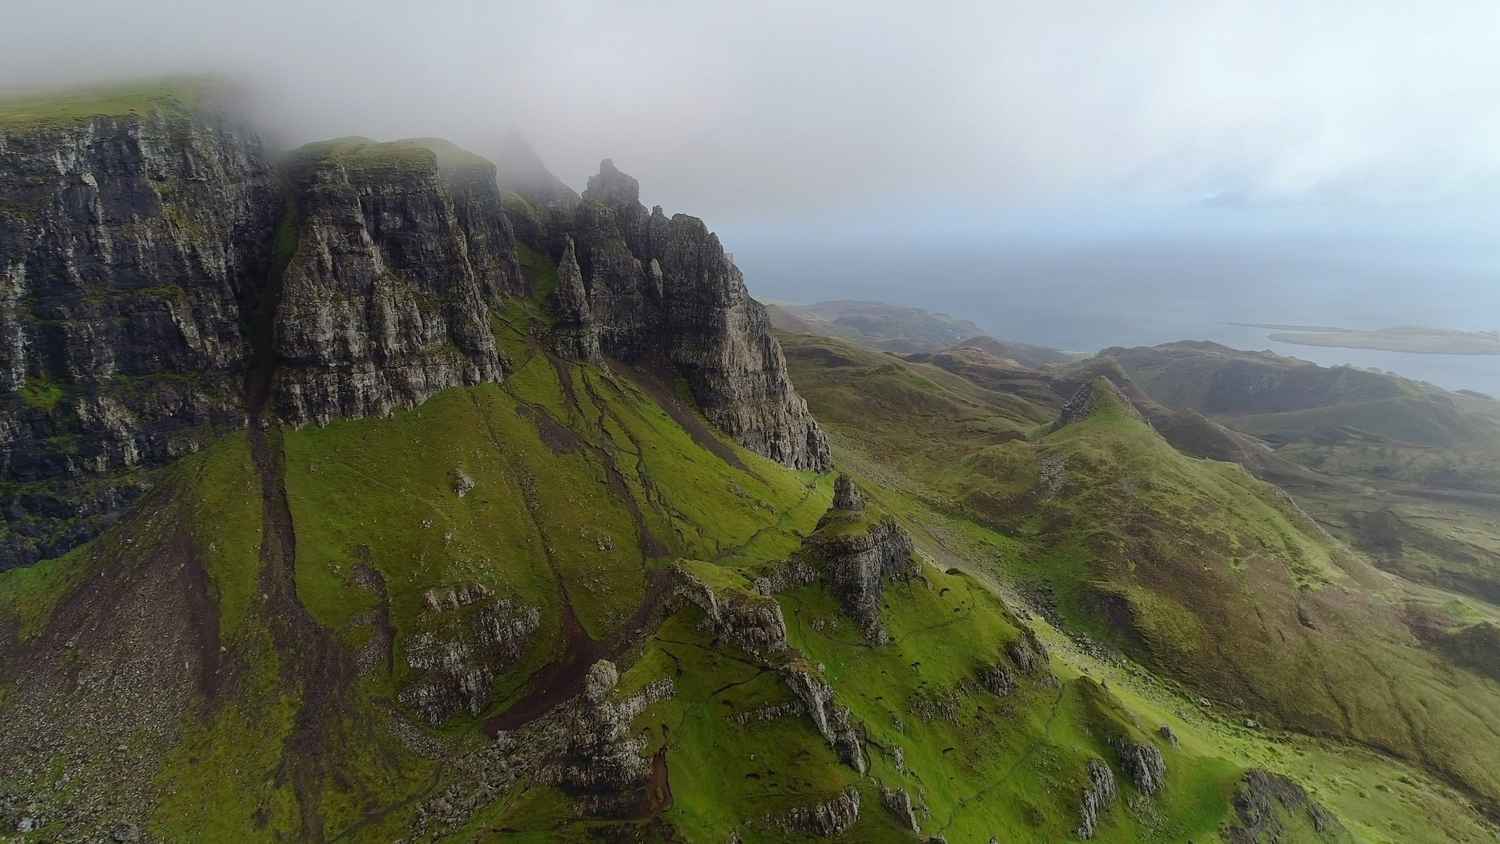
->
[0,107,276,566]
[412,667,675,834]
[439,151,528,303]
[399,584,541,724]
[753,558,820,596]
[670,566,789,658]
[271,142,513,424]
[2,126,833,568]
[881,786,922,833]
[784,662,866,773]
[1225,769,1349,844]
[977,662,1017,696]
[1007,627,1051,676]
[831,473,864,511]
[555,660,669,811]
[768,786,861,837]
[812,516,920,643]
[1110,737,1167,795]
[539,159,831,471]
[1075,758,1118,840]
[550,236,600,361]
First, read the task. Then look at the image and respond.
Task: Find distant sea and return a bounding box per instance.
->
[728,225,1500,397]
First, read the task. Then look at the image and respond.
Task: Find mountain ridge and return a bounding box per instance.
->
[0,94,829,567]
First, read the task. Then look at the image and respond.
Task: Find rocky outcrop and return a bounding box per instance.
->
[831,473,864,511]
[753,558,820,596]
[1110,737,1167,796]
[810,515,920,643]
[271,138,516,424]
[0,102,276,567]
[551,237,600,361]
[528,158,831,471]
[767,786,861,837]
[412,659,674,834]
[670,565,789,658]
[552,660,671,813]
[1007,627,1051,676]
[881,786,922,833]
[784,662,866,773]
[977,662,1016,696]
[1075,758,1118,839]
[755,482,922,643]
[1158,724,1179,747]
[399,584,541,724]
[1054,376,1143,429]
[1225,769,1348,843]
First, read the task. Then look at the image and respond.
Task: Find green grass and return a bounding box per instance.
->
[151,623,300,840]
[0,77,209,128]
[0,542,92,640]
[16,377,63,412]
[514,242,558,306]
[12,297,1500,840]
[784,330,1500,836]
[398,136,494,171]
[284,136,494,180]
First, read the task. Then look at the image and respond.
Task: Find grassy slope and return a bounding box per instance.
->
[780,330,1500,841]
[5,313,1268,841]
[1110,343,1500,631]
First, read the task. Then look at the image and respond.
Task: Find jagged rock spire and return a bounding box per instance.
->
[583,158,641,207]
[551,236,600,361]
[831,474,864,511]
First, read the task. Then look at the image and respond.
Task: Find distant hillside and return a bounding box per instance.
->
[1103,340,1500,611]
[768,300,985,353]
[783,332,1500,839]
[768,299,1074,368]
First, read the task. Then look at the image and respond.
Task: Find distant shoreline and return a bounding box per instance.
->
[1226,322,1500,356]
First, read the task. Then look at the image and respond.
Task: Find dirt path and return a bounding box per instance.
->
[243,259,353,842]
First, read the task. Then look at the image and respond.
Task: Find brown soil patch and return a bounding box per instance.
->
[516,403,584,454]
[247,419,355,843]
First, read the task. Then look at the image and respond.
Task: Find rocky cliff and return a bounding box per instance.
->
[2,93,828,567]
[0,93,276,565]
[516,158,831,471]
[270,138,522,424]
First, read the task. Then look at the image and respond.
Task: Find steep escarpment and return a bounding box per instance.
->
[512,158,831,471]
[4,95,828,567]
[0,87,276,566]
[270,138,521,424]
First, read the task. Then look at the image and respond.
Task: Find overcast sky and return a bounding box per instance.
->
[6,0,1500,226]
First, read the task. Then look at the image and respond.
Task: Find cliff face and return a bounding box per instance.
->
[528,159,831,471]
[0,103,276,565]
[2,101,830,567]
[270,139,520,423]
